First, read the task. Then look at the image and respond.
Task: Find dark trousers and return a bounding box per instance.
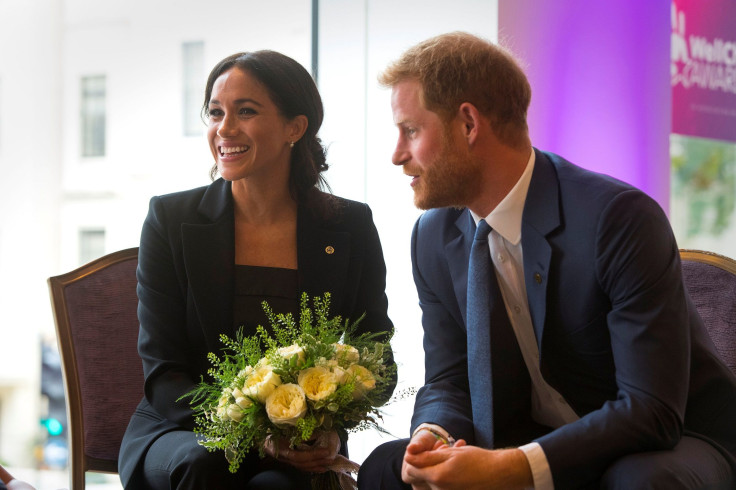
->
[141,430,311,490]
[358,436,735,490]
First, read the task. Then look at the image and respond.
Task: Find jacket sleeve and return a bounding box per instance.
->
[350,203,397,404]
[136,195,199,429]
[538,191,691,488]
[409,214,475,442]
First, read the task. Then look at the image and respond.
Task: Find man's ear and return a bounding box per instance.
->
[288,115,309,143]
[457,102,482,145]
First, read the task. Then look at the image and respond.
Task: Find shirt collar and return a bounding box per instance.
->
[470,149,535,245]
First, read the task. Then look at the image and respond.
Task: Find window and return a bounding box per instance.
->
[80,75,106,157]
[78,228,105,265]
[182,41,204,136]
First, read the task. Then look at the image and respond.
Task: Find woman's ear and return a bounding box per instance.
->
[457,102,482,145]
[288,115,308,143]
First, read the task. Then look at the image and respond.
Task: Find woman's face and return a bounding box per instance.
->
[207,68,300,184]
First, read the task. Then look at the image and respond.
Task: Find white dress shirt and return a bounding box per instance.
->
[471,149,578,490]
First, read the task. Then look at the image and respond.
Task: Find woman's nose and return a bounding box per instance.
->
[217,114,238,137]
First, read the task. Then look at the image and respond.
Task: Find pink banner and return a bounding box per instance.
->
[671,0,736,143]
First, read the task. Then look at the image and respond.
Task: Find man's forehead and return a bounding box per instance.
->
[391,80,424,117]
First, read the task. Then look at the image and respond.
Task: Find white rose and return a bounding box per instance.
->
[346,364,376,399]
[226,403,245,422]
[216,404,230,421]
[243,362,282,403]
[218,387,233,405]
[298,366,338,401]
[216,388,233,421]
[315,357,335,368]
[265,383,308,426]
[238,366,254,378]
[278,344,306,367]
[235,395,252,409]
[332,365,348,384]
[333,343,360,364]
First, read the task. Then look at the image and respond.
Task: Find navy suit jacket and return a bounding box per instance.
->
[118,178,394,488]
[409,150,736,488]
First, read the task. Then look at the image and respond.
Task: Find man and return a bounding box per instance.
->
[359,32,736,489]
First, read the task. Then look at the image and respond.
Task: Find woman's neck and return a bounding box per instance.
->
[231,179,297,225]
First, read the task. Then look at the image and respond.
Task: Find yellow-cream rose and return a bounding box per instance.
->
[333,343,360,364]
[265,383,307,426]
[347,364,376,399]
[243,362,281,403]
[298,366,338,401]
[278,344,306,367]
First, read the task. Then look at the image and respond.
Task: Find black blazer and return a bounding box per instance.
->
[119,179,394,487]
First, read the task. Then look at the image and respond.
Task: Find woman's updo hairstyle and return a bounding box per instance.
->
[203,50,330,205]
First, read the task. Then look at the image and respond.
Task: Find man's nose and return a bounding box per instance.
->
[392,143,409,166]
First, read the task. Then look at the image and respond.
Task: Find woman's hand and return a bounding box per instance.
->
[263,430,341,473]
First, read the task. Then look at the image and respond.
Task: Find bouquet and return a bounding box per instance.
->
[183,292,395,489]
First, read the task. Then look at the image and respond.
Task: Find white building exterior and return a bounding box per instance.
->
[0,0,497,477]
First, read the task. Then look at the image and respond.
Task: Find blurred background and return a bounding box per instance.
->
[1,0,735,488]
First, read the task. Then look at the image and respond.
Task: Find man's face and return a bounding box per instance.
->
[390,80,483,210]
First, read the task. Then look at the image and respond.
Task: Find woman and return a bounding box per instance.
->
[118,50,394,489]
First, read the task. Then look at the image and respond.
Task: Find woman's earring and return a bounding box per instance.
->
[289,141,295,148]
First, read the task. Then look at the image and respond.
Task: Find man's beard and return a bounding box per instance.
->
[413,135,484,210]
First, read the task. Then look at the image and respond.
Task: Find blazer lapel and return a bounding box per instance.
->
[297,207,350,314]
[522,149,561,350]
[447,210,475,329]
[182,179,235,347]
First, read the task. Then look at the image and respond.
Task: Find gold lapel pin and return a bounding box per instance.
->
[534,272,542,284]
[325,246,335,254]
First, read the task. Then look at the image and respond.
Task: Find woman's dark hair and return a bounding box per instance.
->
[203,50,331,206]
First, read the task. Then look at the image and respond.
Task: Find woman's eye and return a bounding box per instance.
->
[239,107,256,116]
[208,108,224,119]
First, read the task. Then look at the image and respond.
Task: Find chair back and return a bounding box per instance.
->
[48,248,142,489]
[680,249,736,376]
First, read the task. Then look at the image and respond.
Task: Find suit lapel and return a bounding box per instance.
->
[448,210,475,328]
[182,179,235,347]
[297,206,350,314]
[522,149,561,350]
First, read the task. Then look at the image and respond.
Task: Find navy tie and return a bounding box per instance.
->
[466,219,530,448]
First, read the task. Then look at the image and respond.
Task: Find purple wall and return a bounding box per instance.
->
[499,1,671,212]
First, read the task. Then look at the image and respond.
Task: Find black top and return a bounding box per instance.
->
[233,264,299,333]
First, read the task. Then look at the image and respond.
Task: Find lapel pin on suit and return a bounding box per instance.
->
[534,272,543,284]
[325,246,335,254]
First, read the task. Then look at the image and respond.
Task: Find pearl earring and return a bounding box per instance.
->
[289,141,295,148]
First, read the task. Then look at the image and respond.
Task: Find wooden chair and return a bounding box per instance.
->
[680,249,736,376]
[47,248,142,489]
